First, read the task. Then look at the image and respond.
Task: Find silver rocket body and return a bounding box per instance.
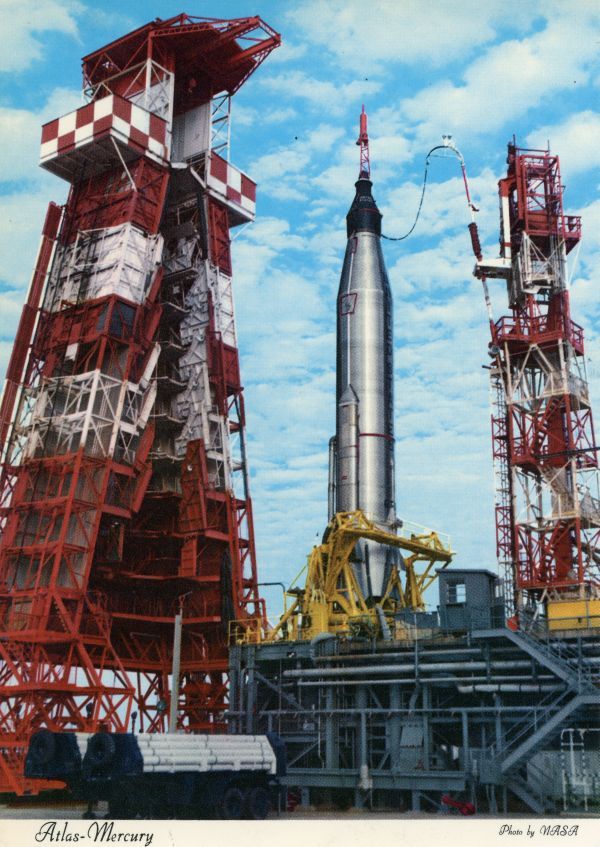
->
[329,177,398,600]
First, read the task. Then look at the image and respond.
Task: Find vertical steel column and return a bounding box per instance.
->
[228,644,240,734]
[245,648,256,735]
[494,693,503,757]
[325,686,338,770]
[461,709,470,772]
[168,606,183,733]
[422,685,431,769]
[388,684,401,769]
[355,685,369,808]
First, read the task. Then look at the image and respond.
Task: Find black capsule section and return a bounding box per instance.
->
[346,177,382,237]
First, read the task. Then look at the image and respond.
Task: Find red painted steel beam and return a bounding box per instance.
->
[491,145,597,602]
[0,203,61,453]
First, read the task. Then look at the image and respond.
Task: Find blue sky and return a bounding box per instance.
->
[1,0,600,619]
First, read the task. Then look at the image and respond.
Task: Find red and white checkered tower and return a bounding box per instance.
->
[0,14,279,794]
[476,143,600,618]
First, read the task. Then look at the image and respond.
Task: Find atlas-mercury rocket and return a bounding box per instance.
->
[328,107,399,600]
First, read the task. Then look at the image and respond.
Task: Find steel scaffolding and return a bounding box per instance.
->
[0,13,280,794]
[477,144,600,616]
[230,592,600,814]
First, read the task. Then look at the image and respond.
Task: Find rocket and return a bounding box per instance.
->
[328,106,398,601]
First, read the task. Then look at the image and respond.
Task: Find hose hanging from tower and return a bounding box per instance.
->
[382,135,480,251]
[382,135,494,326]
[381,158,430,242]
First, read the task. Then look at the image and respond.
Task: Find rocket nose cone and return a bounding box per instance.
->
[346,177,382,237]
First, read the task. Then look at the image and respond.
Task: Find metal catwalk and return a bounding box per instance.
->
[229,571,600,814]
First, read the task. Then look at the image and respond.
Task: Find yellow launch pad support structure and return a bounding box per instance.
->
[264,510,454,642]
[547,598,600,632]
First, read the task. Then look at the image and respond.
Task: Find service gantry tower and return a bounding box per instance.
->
[477,143,600,622]
[0,13,279,794]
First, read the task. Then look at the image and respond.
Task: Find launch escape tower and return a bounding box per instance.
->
[0,14,280,794]
[477,144,600,624]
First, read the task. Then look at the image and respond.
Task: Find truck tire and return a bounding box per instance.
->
[28,730,56,766]
[219,786,244,820]
[87,732,116,769]
[244,786,270,820]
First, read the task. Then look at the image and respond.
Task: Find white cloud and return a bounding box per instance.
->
[43,87,84,119]
[232,104,257,127]
[400,15,600,142]
[268,41,307,64]
[0,290,26,338]
[0,341,14,381]
[235,105,298,129]
[0,87,81,183]
[527,111,600,177]
[0,106,43,183]
[264,183,309,203]
[315,128,414,199]
[576,198,600,252]
[250,124,348,201]
[83,7,134,31]
[0,185,67,290]
[313,160,358,201]
[306,123,344,152]
[259,71,381,117]
[370,135,413,168]
[0,85,79,291]
[251,147,310,182]
[232,216,337,589]
[0,0,82,72]
[567,199,600,333]
[264,107,298,124]
[241,216,307,253]
[287,0,537,72]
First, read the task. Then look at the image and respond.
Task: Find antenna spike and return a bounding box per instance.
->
[356,105,370,179]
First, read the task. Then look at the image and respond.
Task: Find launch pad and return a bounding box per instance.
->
[229,570,600,814]
[225,116,600,818]
[0,9,599,821]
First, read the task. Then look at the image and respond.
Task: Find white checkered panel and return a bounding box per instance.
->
[207,152,256,223]
[40,94,169,173]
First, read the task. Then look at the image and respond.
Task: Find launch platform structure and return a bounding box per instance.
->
[0,13,280,794]
[476,143,600,625]
[229,138,600,816]
[257,509,453,643]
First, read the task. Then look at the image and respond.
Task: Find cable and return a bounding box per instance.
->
[382,138,476,242]
[381,157,430,242]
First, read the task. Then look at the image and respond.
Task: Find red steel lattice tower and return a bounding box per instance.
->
[0,13,279,794]
[477,143,600,616]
